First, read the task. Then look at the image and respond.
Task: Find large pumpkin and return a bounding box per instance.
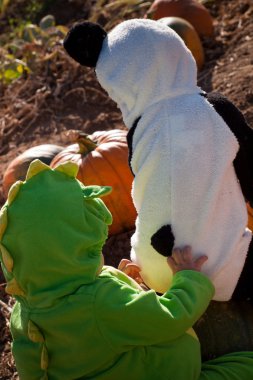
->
[145,0,214,37]
[50,129,137,236]
[158,17,205,70]
[2,144,64,198]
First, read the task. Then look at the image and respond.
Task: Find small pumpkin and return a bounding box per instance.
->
[50,129,137,236]
[2,144,64,198]
[158,17,205,70]
[145,0,214,37]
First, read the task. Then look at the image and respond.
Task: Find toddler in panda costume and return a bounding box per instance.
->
[63,19,253,302]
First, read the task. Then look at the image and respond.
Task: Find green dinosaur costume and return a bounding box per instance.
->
[1,159,253,380]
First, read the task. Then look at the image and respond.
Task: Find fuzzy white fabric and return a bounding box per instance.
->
[96,19,252,300]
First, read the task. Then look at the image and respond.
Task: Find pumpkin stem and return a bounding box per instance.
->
[77,135,97,154]
[66,130,97,154]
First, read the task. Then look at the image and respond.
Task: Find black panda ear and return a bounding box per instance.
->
[63,21,107,68]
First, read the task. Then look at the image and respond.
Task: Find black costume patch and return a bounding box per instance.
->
[63,21,107,68]
[201,92,253,206]
[151,224,175,257]
[127,116,141,176]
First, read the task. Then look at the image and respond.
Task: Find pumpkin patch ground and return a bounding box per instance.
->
[0,0,253,378]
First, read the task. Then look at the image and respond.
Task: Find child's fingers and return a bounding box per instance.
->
[172,246,192,264]
[124,263,141,274]
[169,246,208,273]
[171,247,182,264]
[182,246,192,262]
[167,256,176,266]
[123,263,143,283]
[194,255,208,269]
[118,260,142,277]
[167,256,177,273]
[118,259,132,271]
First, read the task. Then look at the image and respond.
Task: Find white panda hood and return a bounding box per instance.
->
[96,18,199,128]
[96,19,252,300]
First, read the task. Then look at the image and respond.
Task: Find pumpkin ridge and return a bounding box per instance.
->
[79,153,123,229]
[98,148,134,202]
[98,152,135,229]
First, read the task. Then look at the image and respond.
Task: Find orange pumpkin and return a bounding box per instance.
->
[50,129,137,236]
[2,144,64,198]
[247,203,253,232]
[158,17,205,70]
[145,0,214,37]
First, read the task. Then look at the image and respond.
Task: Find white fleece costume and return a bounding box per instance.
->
[95,19,252,300]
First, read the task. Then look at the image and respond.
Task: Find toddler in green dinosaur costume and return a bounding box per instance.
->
[1,159,253,380]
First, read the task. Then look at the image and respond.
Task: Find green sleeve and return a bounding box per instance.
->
[95,270,214,353]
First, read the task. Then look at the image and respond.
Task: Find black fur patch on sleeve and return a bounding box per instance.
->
[202,92,253,206]
[63,21,107,68]
[126,116,141,176]
[151,224,175,257]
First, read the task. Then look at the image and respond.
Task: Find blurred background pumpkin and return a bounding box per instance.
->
[50,129,137,236]
[145,0,214,37]
[2,144,64,198]
[158,16,205,70]
[247,203,253,232]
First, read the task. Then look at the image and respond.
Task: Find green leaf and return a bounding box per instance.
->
[0,59,28,84]
[55,25,69,37]
[22,24,41,43]
[4,68,21,81]
[39,15,55,30]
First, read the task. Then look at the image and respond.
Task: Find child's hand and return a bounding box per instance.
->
[167,246,208,274]
[118,259,144,285]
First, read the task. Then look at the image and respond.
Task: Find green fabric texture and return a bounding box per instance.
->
[1,159,253,380]
[200,352,253,380]
[1,160,112,308]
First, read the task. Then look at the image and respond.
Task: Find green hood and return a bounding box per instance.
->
[0,160,112,307]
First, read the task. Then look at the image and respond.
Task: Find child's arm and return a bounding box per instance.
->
[95,247,214,352]
[118,246,207,287]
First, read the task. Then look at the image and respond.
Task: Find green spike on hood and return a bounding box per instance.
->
[7,181,23,205]
[28,320,45,343]
[25,159,50,181]
[0,206,8,241]
[0,160,112,307]
[0,243,14,273]
[54,161,79,178]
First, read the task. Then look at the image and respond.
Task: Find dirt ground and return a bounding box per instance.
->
[0,0,253,378]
